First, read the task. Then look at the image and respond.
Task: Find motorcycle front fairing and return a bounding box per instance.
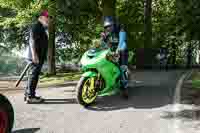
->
[80,48,121,96]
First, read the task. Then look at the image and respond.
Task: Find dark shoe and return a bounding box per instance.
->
[25,96,44,104]
[121,90,129,100]
[34,95,42,99]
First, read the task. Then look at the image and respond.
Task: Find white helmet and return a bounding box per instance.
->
[104,21,113,28]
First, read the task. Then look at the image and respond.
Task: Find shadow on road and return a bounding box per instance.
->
[85,70,184,111]
[87,84,175,111]
[64,89,76,92]
[13,128,40,133]
[28,98,78,104]
[43,98,77,104]
[161,109,200,120]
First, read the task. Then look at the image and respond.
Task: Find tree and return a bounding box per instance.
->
[102,0,116,16]
[2,0,194,70]
[48,0,56,75]
[116,0,144,49]
[144,0,152,48]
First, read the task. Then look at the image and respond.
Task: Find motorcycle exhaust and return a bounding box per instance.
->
[15,62,32,87]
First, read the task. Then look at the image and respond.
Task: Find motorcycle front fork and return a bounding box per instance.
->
[95,73,104,91]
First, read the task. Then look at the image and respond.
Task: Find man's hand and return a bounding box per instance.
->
[32,55,39,64]
[116,48,121,55]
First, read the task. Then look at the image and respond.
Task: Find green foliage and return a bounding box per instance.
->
[177,0,200,40]
[0,55,26,76]
[0,0,199,67]
[152,0,177,47]
[0,0,48,50]
[0,0,48,28]
[55,0,104,63]
[116,0,144,48]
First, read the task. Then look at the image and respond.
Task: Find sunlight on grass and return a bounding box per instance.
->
[192,80,200,89]
[39,72,82,86]
[191,71,200,90]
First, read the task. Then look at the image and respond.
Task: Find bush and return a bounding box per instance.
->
[0,55,26,76]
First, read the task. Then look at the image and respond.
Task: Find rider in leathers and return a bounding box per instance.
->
[100,20,129,99]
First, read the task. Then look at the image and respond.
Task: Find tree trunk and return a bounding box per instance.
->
[102,0,117,45]
[102,0,116,17]
[48,2,56,75]
[172,43,176,68]
[187,42,192,69]
[144,0,152,48]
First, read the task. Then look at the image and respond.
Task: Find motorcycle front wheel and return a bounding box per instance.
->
[76,76,98,106]
[0,94,14,133]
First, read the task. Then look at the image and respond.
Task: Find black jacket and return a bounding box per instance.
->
[29,21,48,63]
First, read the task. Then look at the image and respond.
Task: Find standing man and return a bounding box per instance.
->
[24,10,49,103]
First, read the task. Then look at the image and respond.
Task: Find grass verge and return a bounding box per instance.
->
[191,70,200,89]
[39,72,82,86]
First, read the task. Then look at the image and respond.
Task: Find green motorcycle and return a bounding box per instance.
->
[76,47,128,106]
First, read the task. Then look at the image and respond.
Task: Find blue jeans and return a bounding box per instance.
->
[120,66,128,89]
[25,62,43,97]
[119,49,128,66]
[119,49,128,89]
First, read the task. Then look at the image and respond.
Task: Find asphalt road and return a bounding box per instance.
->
[3,70,200,133]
